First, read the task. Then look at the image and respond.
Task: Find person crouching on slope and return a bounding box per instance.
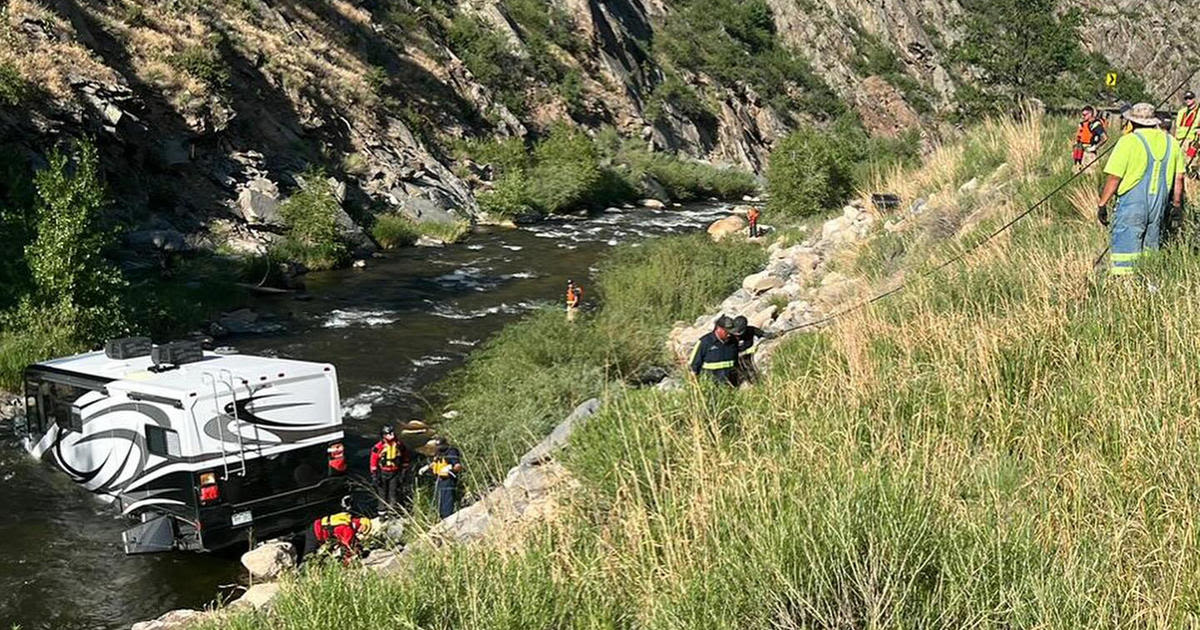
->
[688,315,739,386]
[301,496,374,564]
[1097,102,1186,276]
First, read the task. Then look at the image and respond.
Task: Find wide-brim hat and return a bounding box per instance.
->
[1123,102,1161,127]
[416,438,441,456]
[401,420,431,436]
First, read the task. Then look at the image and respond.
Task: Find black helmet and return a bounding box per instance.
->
[1185,90,1196,100]
[715,315,735,331]
[381,424,395,436]
[730,315,748,336]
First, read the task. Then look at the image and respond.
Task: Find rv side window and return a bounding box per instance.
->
[44,382,92,433]
[146,426,181,458]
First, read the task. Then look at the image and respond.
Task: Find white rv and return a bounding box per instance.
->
[14,338,349,554]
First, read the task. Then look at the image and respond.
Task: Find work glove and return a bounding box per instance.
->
[1097,204,1109,227]
[418,464,431,476]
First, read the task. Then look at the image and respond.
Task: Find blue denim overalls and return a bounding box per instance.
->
[1111,132,1174,275]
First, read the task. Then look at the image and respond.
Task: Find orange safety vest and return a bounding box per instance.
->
[747,208,760,223]
[566,286,581,306]
[1076,119,1104,145]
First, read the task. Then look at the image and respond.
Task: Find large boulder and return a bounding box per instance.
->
[708,215,747,241]
[520,398,602,466]
[742,271,783,294]
[230,583,281,611]
[240,541,295,580]
[131,610,203,630]
[641,199,666,210]
[126,229,188,253]
[237,178,282,226]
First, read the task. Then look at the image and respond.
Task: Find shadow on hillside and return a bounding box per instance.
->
[271,0,487,137]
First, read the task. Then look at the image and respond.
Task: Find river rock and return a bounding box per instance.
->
[520,398,601,466]
[131,609,203,630]
[231,582,281,611]
[707,215,747,241]
[415,235,447,247]
[237,178,282,226]
[742,271,782,294]
[640,199,666,210]
[241,541,295,580]
[218,309,285,335]
[126,229,188,253]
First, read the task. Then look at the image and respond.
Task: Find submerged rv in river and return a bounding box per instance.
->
[13,338,348,554]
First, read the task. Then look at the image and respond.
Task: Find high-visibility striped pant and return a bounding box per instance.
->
[1110,193,1166,276]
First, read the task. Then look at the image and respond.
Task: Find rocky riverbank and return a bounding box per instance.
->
[131,196,893,628]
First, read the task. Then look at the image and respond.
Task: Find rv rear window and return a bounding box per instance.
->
[146,425,181,458]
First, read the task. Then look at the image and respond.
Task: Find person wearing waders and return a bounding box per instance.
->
[419,437,463,519]
[688,315,740,386]
[565,279,583,322]
[729,315,776,385]
[1097,103,1186,276]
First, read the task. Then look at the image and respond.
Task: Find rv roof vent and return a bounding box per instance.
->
[106,337,153,360]
[151,341,204,368]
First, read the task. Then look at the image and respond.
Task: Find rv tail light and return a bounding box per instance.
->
[199,472,220,504]
[327,443,346,473]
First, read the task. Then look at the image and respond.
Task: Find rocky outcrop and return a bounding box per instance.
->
[240,541,294,581]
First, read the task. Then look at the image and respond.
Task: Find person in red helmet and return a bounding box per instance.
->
[370,424,411,510]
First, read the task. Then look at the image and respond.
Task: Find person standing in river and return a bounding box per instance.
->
[566,279,583,322]
[747,206,762,238]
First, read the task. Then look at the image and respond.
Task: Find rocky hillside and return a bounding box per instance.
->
[0,0,1194,255]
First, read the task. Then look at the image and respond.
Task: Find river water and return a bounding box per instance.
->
[0,203,731,630]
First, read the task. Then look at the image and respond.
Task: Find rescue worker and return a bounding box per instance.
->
[419,437,464,519]
[1073,106,1107,171]
[369,425,411,510]
[747,206,762,238]
[688,315,740,385]
[1097,102,1187,276]
[566,279,583,322]
[300,496,373,563]
[729,315,776,385]
[1174,90,1198,163]
[566,279,583,310]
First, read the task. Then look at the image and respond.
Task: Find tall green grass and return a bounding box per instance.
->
[201,114,1200,628]
[437,233,765,481]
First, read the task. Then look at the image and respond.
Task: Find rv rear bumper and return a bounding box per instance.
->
[189,475,348,551]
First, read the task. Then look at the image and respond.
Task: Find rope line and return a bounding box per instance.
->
[776,68,1200,334]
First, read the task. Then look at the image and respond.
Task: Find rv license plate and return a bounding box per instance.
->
[231,510,253,527]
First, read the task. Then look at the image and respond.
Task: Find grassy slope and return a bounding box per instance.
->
[199,115,1200,628]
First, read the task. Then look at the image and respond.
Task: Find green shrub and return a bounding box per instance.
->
[371,214,420,249]
[276,168,348,270]
[477,171,536,219]
[767,127,856,218]
[654,0,843,119]
[168,42,230,90]
[0,62,29,106]
[0,141,129,387]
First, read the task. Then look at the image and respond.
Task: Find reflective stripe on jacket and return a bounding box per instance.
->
[689,331,739,384]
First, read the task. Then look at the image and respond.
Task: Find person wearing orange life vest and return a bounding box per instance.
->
[1073,106,1108,171]
[300,496,374,563]
[747,206,762,238]
[1175,90,1199,163]
[566,279,583,310]
[369,425,411,509]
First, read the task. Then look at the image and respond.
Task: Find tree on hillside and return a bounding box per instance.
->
[16,141,128,339]
[953,0,1146,113]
